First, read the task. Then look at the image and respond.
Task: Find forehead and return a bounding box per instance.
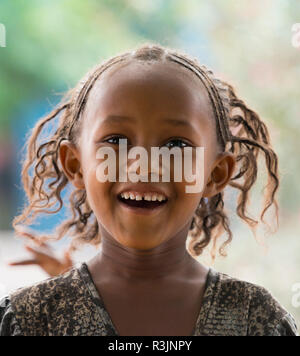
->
[82,60,215,134]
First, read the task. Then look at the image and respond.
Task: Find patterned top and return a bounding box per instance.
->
[0,262,298,336]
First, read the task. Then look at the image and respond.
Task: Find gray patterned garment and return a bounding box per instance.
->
[0,262,298,336]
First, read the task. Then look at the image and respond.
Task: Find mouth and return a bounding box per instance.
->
[116,193,168,214]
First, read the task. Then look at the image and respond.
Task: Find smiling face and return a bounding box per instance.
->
[59,60,235,250]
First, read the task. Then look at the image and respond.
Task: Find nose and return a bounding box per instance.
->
[126,146,164,182]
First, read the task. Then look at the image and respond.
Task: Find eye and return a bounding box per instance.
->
[163,138,191,148]
[104,135,129,145]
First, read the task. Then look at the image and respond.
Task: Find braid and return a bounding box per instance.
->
[161,46,279,260]
[167,53,231,150]
[13,42,279,260]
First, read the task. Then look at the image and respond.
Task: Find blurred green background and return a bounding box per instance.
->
[0,0,299,328]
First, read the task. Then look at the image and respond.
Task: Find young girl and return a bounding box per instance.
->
[0,43,298,336]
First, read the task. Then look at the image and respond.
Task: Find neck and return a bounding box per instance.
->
[89,223,196,282]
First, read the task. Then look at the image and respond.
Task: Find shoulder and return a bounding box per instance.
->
[10,263,84,308]
[7,264,88,336]
[0,295,22,336]
[208,269,298,336]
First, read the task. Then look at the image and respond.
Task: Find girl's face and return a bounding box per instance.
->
[60,60,235,250]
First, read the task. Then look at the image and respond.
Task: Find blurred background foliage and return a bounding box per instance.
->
[0,0,299,326]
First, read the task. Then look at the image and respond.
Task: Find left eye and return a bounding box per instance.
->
[164,139,190,148]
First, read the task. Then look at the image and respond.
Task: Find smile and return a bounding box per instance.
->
[120,191,167,201]
[117,191,168,214]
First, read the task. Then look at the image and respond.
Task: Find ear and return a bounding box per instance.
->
[59,140,85,189]
[202,152,236,198]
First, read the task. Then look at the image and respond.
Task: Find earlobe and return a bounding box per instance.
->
[59,141,85,189]
[202,152,236,198]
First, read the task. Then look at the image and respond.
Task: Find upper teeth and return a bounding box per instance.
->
[120,192,167,202]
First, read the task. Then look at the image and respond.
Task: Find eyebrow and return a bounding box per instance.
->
[102,115,194,128]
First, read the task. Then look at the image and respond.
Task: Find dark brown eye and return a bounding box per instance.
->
[104,135,128,145]
[164,139,190,148]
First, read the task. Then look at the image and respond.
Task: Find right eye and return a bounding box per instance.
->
[104,135,129,145]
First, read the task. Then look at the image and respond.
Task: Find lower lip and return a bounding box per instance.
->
[117,197,169,215]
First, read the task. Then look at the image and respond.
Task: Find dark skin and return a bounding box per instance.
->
[59,61,236,336]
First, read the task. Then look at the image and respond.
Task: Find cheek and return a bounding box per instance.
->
[171,150,209,221]
[173,182,202,222]
[169,148,208,197]
[82,160,116,225]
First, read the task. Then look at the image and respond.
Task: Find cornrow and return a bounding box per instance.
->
[167,53,231,150]
[68,54,132,143]
[12,42,279,260]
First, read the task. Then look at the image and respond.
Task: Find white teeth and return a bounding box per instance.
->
[157,195,164,202]
[120,192,167,201]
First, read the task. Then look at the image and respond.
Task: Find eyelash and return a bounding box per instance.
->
[103,135,192,148]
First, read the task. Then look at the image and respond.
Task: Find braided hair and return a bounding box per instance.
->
[13,43,279,259]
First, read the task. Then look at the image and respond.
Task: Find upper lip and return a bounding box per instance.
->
[117,184,170,199]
